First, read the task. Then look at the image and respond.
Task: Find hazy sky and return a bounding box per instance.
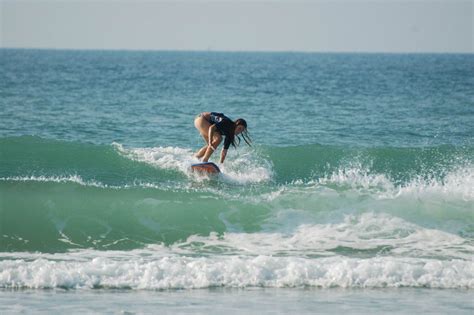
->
[1,0,473,53]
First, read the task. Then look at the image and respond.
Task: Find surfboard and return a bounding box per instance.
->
[191,162,221,174]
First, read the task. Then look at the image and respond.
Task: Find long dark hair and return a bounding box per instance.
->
[231,118,252,148]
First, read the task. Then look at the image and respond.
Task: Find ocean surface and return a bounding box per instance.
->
[0,49,473,314]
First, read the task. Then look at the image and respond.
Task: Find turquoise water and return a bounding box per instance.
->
[0,49,473,313]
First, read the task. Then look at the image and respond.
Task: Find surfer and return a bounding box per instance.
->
[194,112,251,163]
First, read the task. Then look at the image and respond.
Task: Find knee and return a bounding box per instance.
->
[211,136,222,146]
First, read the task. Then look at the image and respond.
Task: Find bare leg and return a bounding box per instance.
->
[202,135,221,162]
[194,115,211,159]
[195,145,208,159]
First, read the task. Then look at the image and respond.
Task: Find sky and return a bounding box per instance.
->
[1,0,473,53]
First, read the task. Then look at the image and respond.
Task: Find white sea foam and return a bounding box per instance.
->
[175,212,473,260]
[0,255,472,290]
[115,143,273,184]
[394,166,474,201]
[0,212,472,290]
[317,165,393,192]
[114,142,197,174]
[0,175,106,188]
[219,150,273,184]
[315,164,474,201]
[0,175,201,195]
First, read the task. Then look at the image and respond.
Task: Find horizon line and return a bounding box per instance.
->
[1,46,473,55]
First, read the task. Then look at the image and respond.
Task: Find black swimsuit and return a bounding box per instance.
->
[208,112,234,150]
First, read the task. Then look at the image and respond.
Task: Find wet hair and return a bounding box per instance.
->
[233,118,252,147]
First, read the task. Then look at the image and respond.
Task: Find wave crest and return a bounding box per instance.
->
[1,255,472,290]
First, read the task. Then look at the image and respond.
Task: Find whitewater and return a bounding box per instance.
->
[1,136,472,292]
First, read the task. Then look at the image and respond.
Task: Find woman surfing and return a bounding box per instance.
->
[194,112,251,164]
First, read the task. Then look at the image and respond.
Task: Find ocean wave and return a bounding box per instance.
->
[1,136,473,253]
[314,164,474,201]
[0,254,472,290]
[115,142,273,184]
[2,163,472,201]
[2,136,473,186]
[173,212,473,260]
